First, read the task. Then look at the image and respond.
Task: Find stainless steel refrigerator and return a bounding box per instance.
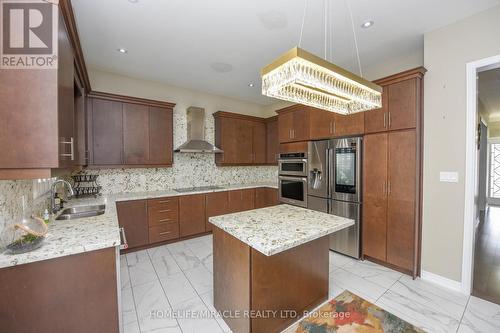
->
[307,137,362,258]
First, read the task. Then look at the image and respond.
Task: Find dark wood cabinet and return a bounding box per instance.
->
[148,197,179,243]
[335,112,365,137]
[228,189,255,213]
[253,121,267,164]
[214,112,276,166]
[387,130,417,271]
[364,86,388,134]
[309,108,335,140]
[265,116,279,164]
[116,200,149,249]
[362,133,388,262]
[87,92,175,168]
[123,103,150,164]
[149,106,173,165]
[91,98,123,165]
[277,106,309,143]
[255,188,278,209]
[206,191,230,232]
[361,67,424,278]
[179,194,206,237]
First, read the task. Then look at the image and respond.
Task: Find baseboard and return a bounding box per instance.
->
[420,270,464,293]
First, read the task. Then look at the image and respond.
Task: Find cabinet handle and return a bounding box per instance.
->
[119,227,128,250]
[158,209,171,213]
[382,182,386,196]
[289,129,292,139]
[158,200,170,204]
[158,218,172,223]
[388,112,391,128]
[383,113,387,128]
[387,181,391,195]
[159,231,172,236]
[333,121,336,134]
[60,137,74,161]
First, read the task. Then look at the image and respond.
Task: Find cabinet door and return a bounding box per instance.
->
[149,106,173,165]
[292,109,309,141]
[123,103,150,164]
[309,109,335,140]
[362,133,388,262]
[241,189,255,211]
[238,119,254,164]
[116,200,148,249]
[335,112,364,137]
[205,192,229,231]
[74,82,87,166]
[179,194,206,237]
[388,79,417,130]
[266,118,279,164]
[278,112,294,143]
[387,130,416,271]
[252,121,267,164]
[364,86,388,134]
[255,188,278,209]
[57,11,75,168]
[92,99,123,165]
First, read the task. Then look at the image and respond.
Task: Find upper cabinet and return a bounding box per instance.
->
[87,92,175,168]
[214,111,278,166]
[265,116,279,165]
[277,106,310,143]
[0,6,78,179]
[365,68,425,134]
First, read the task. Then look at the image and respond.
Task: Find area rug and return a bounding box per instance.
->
[289,290,425,333]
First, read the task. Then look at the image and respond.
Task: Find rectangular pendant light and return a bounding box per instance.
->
[261,47,383,114]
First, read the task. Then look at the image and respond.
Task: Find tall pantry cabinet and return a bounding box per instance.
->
[362,68,425,278]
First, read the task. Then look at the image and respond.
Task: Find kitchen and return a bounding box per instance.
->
[1,1,500,333]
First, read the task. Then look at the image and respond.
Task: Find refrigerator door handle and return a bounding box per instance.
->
[328,148,334,198]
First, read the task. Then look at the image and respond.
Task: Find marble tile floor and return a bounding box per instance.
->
[121,235,500,333]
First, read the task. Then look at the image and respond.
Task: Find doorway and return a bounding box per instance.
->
[466,62,500,303]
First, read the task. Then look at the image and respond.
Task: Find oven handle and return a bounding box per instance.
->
[278,159,308,163]
[279,176,308,182]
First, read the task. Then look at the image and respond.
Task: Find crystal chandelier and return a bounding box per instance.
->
[261,1,382,114]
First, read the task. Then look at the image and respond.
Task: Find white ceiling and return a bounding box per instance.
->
[479,67,500,122]
[72,0,500,105]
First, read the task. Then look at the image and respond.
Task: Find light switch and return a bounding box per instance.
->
[440,171,459,183]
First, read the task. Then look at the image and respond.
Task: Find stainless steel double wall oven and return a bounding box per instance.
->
[278,152,308,208]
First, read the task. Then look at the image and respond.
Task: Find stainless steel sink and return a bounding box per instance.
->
[56,204,106,220]
[174,185,223,193]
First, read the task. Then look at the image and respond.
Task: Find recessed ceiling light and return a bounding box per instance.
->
[128,0,139,3]
[117,48,128,54]
[248,83,254,87]
[361,20,374,29]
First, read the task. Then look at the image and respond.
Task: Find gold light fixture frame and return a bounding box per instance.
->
[261,47,383,115]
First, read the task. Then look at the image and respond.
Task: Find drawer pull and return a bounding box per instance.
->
[158,218,172,223]
[158,200,171,204]
[159,231,172,236]
[158,209,171,213]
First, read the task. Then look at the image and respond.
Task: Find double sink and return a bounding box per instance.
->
[56,204,106,220]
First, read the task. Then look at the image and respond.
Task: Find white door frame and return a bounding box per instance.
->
[463,54,500,295]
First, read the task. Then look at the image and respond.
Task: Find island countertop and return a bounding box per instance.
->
[209,204,354,256]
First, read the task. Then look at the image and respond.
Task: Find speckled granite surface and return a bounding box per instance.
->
[0,182,277,269]
[209,204,354,256]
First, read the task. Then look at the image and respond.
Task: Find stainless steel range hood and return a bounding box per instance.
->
[174,107,223,153]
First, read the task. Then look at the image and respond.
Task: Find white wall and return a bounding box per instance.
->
[87,69,278,194]
[422,5,500,282]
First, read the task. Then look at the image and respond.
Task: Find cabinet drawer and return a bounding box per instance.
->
[148,208,178,227]
[149,223,179,243]
[148,197,179,209]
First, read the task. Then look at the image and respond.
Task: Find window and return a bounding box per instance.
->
[489,143,500,199]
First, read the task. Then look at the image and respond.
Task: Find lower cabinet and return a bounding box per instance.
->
[205,191,229,232]
[179,194,206,237]
[117,187,277,251]
[116,200,149,249]
[255,187,279,208]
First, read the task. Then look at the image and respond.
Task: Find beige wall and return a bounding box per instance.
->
[422,5,500,282]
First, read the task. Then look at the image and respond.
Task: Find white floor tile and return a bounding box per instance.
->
[147,245,171,261]
[175,296,224,333]
[170,248,202,271]
[121,264,131,290]
[160,272,199,309]
[459,296,500,332]
[129,260,158,287]
[199,290,232,332]
[342,259,402,289]
[122,288,140,333]
[184,264,213,294]
[330,268,387,303]
[376,289,460,333]
[133,280,179,333]
[329,251,356,269]
[127,250,150,266]
[152,254,182,278]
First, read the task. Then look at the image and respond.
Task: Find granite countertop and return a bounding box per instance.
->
[0,182,277,269]
[209,204,354,256]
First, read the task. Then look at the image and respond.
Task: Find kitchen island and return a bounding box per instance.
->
[209,204,354,333]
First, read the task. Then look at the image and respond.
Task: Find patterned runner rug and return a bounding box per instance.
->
[285,290,425,333]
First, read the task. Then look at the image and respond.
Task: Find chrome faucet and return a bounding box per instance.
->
[51,179,75,213]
